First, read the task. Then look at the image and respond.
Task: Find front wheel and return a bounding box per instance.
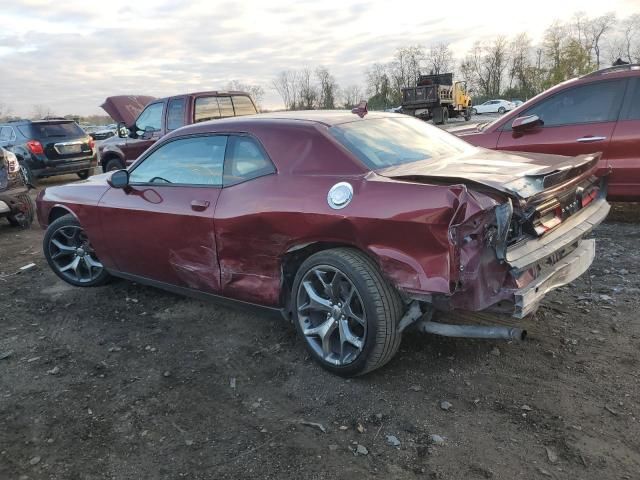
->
[104,158,124,172]
[77,170,91,180]
[43,214,110,287]
[292,248,404,377]
[470,108,477,115]
[498,107,506,114]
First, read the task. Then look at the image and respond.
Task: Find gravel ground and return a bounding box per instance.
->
[0,176,638,480]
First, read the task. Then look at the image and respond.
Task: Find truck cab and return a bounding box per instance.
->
[98,92,258,172]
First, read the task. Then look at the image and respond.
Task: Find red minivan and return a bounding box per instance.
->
[456,65,640,201]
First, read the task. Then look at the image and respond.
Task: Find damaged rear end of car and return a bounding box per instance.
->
[379,149,609,334]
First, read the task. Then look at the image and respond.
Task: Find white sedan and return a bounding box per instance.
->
[471,99,515,115]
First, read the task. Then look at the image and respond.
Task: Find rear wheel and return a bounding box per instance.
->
[498,106,506,114]
[77,169,90,180]
[442,108,449,124]
[43,214,110,287]
[7,193,34,228]
[292,248,404,377]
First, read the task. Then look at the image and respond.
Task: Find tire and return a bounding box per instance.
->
[498,107,506,114]
[7,193,34,228]
[104,157,124,172]
[442,108,449,124]
[292,248,404,377]
[19,161,35,187]
[77,170,91,180]
[471,108,477,115]
[43,214,110,287]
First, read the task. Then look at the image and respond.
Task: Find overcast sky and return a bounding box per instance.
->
[1,0,638,117]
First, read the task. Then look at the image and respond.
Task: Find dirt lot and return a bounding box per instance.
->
[1,175,639,480]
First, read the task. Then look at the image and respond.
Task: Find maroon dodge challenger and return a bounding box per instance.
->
[36,110,609,376]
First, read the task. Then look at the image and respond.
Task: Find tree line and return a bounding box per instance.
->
[272,11,639,110]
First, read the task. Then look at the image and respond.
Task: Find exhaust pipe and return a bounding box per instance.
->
[417,320,527,341]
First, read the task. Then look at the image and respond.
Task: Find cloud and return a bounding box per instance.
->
[0,0,637,116]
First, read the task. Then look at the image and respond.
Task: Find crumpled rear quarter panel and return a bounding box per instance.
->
[215,170,501,307]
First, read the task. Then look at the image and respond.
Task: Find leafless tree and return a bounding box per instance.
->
[587,13,616,69]
[426,43,453,75]
[272,70,299,110]
[226,80,265,110]
[460,38,508,98]
[341,84,363,109]
[622,14,640,63]
[316,67,338,109]
[388,46,425,100]
[298,68,318,110]
[31,104,52,119]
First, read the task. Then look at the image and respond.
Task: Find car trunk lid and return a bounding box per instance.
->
[376,149,602,201]
[378,148,606,245]
[101,95,156,125]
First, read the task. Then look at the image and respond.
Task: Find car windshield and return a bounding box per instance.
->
[330,116,475,170]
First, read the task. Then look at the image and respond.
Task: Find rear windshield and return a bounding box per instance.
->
[18,122,86,139]
[330,117,475,170]
[231,95,257,116]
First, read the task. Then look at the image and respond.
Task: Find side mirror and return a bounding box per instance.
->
[512,115,543,133]
[117,122,129,138]
[141,126,155,140]
[108,169,129,189]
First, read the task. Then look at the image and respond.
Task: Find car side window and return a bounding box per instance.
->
[194,97,221,123]
[166,98,186,131]
[0,127,10,141]
[223,136,275,186]
[218,97,235,117]
[231,96,257,116]
[136,103,164,132]
[129,135,227,186]
[523,80,626,127]
[625,80,640,120]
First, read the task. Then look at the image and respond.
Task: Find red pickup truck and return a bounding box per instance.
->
[98,91,258,172]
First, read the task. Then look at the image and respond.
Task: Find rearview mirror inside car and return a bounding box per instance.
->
[512,115,543,133]
[108,169,130,189]
[117,122,129,138]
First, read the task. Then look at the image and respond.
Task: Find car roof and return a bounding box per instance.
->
[185,110,404,130]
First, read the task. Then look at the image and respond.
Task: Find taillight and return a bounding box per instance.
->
[5,150,19,173]
[27,140,44,155]
[580,187,599,207]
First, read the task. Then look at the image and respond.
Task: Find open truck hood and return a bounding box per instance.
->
[100,95,156,126]
[377,149,602,200]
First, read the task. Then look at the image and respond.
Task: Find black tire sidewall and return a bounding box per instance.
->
[7,193,34,228]
[104,158,124,172]
[77,170,90,179]
[292,250,386,377]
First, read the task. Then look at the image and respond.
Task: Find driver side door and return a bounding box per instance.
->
[98,134,227,293]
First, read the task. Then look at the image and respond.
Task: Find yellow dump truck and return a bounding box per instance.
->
[401,73,472,124]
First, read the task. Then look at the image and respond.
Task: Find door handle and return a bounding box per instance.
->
[576,136,606,143]
[190,200,210,211]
